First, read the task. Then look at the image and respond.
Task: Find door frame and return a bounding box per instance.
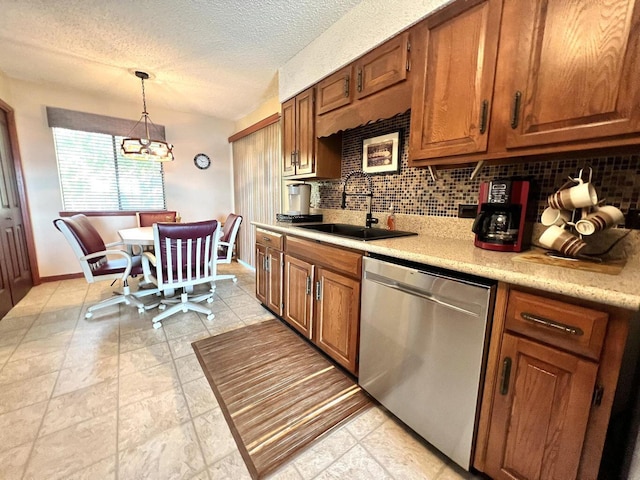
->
[0,97,40,285]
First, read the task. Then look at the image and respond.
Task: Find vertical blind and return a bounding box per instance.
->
[232,122,281,268]
[53,127,166,211]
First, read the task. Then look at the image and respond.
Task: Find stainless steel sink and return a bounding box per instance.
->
[297,223,417,241]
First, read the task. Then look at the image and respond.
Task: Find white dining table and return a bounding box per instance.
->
[118,226,154,246]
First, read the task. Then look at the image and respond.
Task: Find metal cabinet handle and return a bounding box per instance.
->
[500,357,512,395]
[343,76,350,98]
[479,100,488,134]
[315,280,322,300]
[521,312,584,336]
[262,236,271,242]
[510,91,522,129]
[357,69,362,92]
[305,276,311,295]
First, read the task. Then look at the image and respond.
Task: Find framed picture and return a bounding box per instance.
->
[362,131,400,174]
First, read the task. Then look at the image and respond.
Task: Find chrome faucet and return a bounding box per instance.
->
[341,170,379,228]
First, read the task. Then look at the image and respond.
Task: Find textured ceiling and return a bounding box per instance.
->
[0,0,364,121]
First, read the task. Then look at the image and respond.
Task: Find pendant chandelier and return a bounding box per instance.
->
[121,71,174,162]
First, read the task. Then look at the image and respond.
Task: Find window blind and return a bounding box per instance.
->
[53,128,166,211]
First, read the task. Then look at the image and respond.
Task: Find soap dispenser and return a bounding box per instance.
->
[387,204,396,231]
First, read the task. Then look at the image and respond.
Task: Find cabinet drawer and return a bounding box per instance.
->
[285,236,362,279]
[505,290,608,360]
[255,228,283,250]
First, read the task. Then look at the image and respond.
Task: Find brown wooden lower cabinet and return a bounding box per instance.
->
[280,235,362,375]
[255,229,283,317]
[475,285,631,480]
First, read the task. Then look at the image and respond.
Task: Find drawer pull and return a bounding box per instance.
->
[479,99,488,134]
[500,357,512,395]
[510,91,522,129]
[262,236,271,242]
[521,312,584,336]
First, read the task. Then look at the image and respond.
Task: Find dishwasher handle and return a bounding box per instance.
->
[366,273,481,317]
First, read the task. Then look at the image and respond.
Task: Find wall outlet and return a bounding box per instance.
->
[458,204,478,218]
[625,209,640,229]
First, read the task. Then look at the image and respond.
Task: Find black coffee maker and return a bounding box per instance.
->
[472,179,532,252]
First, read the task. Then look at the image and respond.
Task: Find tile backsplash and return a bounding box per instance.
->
[312,111,640,219]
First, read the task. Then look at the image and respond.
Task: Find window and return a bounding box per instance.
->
[52,127,166,211]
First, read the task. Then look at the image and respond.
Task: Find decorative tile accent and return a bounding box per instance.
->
[313,111,640,219]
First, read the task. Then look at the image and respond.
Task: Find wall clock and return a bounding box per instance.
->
[194,153,211,170]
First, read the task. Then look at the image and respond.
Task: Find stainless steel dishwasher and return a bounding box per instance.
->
[359,255,496,471]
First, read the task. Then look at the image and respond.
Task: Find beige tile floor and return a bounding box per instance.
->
[0,262,481,480]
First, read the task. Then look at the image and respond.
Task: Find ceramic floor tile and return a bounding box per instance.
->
[168,330,212,359]
[63,339,119,368]
[119,342,172,376]
[293,427,358,479]
[189,470,211,480]
[119,361,181,407]
[0,350,65,385]
[0,443,32,480]
[222,293,259,310]
[23,411,117,480]
[119,327,167,353]
[33,306,81,326]
[41,378,118,436]
[361,418,446,480]
[182,376,219,417]
[161,313,208,340]
[3,304,45,318]
[65,456,116,480]
[9,331,72,362]
[344,405,390,441]
[266,463,304,480]
[205,310,245,336]
[208,451,253,480]
[118,421,206,480]
[0,371,58,415]
[435,464,481,480]
[118,388,191,451]
[232,303,274,322]
[53,354,119,397]
[193,408,238,466]
[0,401,48,452]
[313,444,393,480]
[175,353,205,384]
[23,317,78,342]
[0,327,27,348]
[0,314,36,333]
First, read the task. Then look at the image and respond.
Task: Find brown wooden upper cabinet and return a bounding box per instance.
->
[314,32,412,138]
[409,0,502,163]
[282,87,342,179]
[409,0,640,166]
[282,87,315,177]
[500,0,640,149]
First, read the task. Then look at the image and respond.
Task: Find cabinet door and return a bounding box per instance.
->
[314,267,360,374]
[503,0,640,148]
[316,66,352,115]
[485,333,598,480]
[354,32,409,100]
[255,244,267,305]
[266,249,283,316]
[283,255,313,338]
[281,97,296,177]
[295,88,315,176]
[409,0,502,162]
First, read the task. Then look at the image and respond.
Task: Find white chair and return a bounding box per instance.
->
[215,213,242,283]
[141,220,220,329]
[54,214,159,318]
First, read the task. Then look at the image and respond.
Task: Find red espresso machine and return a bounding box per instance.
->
[472,179,533,252]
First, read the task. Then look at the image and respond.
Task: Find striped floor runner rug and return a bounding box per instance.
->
[192,319,372,479]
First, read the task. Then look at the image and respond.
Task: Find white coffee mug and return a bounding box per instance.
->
[539,225,587,257]
[540,207,571,227]
[575,205,625,236]
[547,182,598,210]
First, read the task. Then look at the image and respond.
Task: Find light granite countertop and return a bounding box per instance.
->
[253,214,640,311]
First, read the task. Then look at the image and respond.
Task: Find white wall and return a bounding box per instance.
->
[0,71,12,102]
[234,95,280,133]
[7,78,235,278]
[279,0,451,100]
